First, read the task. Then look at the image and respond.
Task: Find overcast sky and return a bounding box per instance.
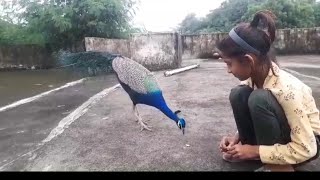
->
[133,0,225,32]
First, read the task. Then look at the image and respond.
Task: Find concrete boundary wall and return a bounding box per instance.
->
[0,45,54,70]
[181,27,320,59]
[85,32,182,71]
[1,27,319,70]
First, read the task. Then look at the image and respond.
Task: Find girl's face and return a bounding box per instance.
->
[221,55,253,81]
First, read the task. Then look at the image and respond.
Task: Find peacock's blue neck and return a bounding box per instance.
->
[133,90,179,123]
[157,100,178,123]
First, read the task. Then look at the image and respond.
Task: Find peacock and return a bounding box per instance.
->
[57,51,186,134]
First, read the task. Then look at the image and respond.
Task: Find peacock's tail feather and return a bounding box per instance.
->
[56,50,120,76]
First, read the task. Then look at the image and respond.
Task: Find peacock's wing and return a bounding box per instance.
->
[112,57,161,94]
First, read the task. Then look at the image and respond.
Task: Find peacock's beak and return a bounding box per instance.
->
[182,128,185,135]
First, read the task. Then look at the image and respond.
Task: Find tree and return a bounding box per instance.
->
[179,0,319,34]
[314,1,320,26]
[243,0,315,29]
[201,0,262,33]
[0,0,137,48]
[178,13,203,34]
[0,19,45,45]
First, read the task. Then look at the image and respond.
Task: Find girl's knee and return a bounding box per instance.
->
[248,89,270,110]
[229,85,253,103]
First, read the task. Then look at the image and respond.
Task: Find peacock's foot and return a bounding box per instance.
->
[136,120,149,125]
[139,121,152,131]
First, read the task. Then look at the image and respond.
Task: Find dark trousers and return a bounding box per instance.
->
[229,85,319,164]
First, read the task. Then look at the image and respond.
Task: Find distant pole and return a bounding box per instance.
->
[164,64,200,77]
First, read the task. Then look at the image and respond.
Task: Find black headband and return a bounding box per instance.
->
[229,28,260,55]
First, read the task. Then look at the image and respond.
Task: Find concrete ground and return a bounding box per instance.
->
[0,55,320,171]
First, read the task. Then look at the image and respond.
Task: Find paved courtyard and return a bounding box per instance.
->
[0,55,319,171]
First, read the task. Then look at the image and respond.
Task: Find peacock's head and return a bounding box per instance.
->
[175,110,186,135]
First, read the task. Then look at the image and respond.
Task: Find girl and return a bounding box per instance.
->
[217,10,320,172]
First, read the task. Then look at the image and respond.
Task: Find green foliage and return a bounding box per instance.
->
[179,0,320,34]
[178,13,203,34]
[0,0,137,48]
[0,20,45,45]
[314,2,320,26]
[243,0,315,28]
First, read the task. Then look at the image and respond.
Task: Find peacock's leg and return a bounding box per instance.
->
[132,104,138,123]
[133,105,152,131]
[132,104,149,124]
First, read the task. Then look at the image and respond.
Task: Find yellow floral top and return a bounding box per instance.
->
[241,62,320,165]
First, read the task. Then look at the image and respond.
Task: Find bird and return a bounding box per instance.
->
[57,51,186,134]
